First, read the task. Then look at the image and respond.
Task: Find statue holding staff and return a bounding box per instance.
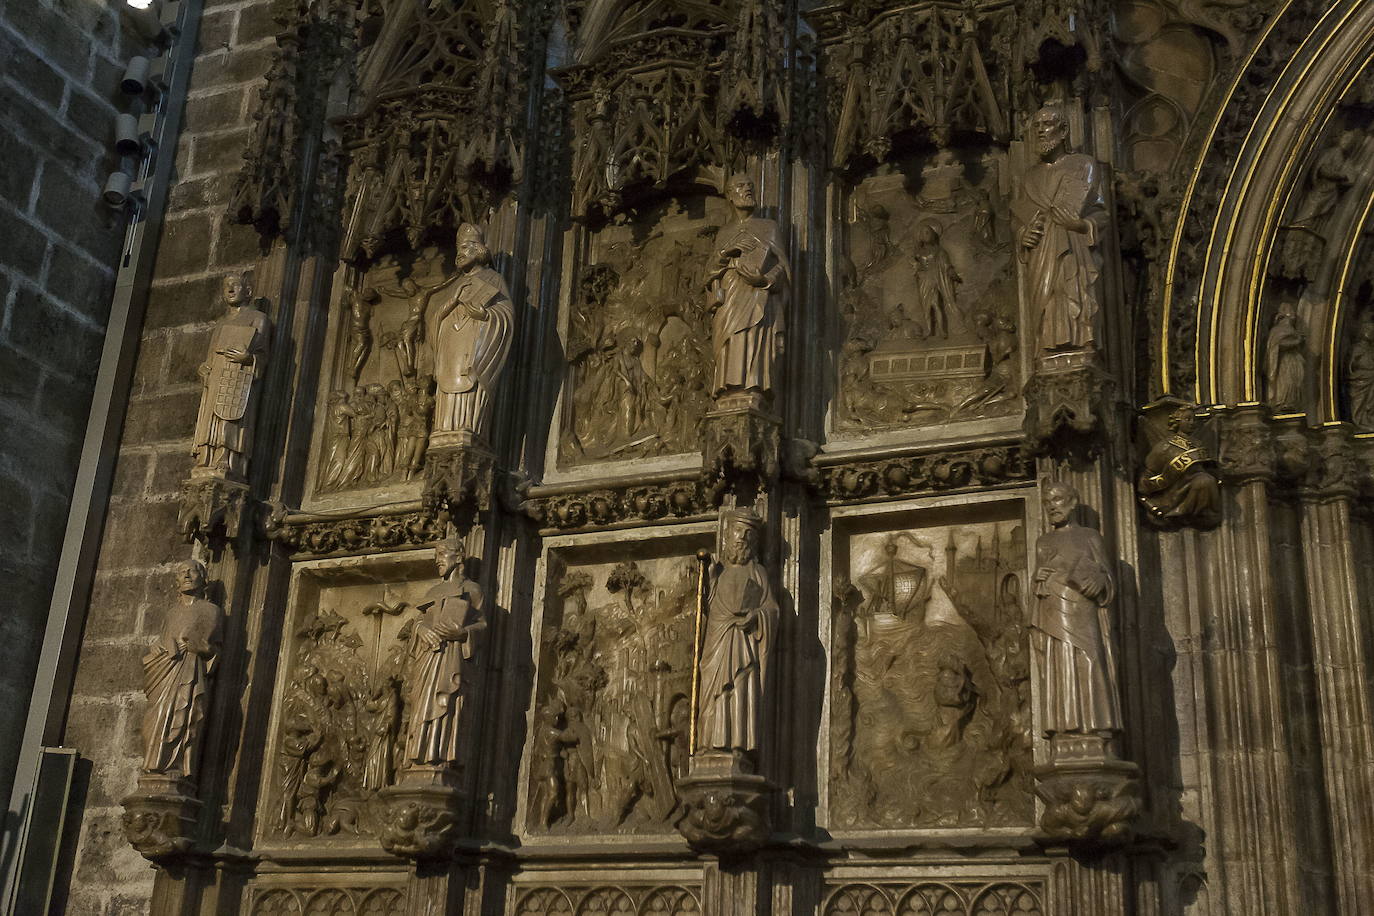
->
[692,510,779,767]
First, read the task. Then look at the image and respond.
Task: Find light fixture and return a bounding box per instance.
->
[120,56,149,94]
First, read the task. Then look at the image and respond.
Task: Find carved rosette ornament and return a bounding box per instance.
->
[1030,483,1139,848]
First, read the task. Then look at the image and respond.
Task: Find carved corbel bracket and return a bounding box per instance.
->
[1135,398,1222,530]
[1033,737,1141,849]
[423,442,496,525]
[121,775,202,863]
[378,767,465,863]
[701,401,782,505]
[177,475,250,545]
[674,755,774,857]
[1022,353,1116,460]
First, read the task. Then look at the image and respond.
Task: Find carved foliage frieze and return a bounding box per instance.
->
[266,506,447,559]
[527,551,702,834]
[524,479,709,532]
[830,515,1034,829]
[818,446,1033,503]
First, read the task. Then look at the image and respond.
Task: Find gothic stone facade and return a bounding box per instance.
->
[50,1,1374,915]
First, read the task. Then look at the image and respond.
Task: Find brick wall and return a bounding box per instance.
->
[0,0,133,814]
[53,1,278,912]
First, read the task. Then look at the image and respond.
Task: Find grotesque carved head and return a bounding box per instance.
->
[725,173,757,212]
[176,559,208,596]
[222,272,253,307]
[1032,103,1070,159]
[456,222,492,271]
[1042,480,1080,527]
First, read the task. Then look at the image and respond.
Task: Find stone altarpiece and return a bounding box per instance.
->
[112,0,1335,914]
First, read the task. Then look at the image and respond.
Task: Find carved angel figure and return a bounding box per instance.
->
[696,510,779,765]
[141,560,221,778]
[424,223,515,447]
[705,174,790,402]
[1014,104,1108,354]
[1137,401,1221,529]
[192,273,271,480]
[1031,483,1122,739]
[402,538,487,769]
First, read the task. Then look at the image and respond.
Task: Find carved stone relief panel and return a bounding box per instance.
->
[524,530,713,835]
[308,252,451,505]
[836,157,1022,437]
[246,881,408,916]
[828,502,1033,830]
[510,883,701,916]
[557,197,732,470]
[821,878,1045,916]
[260,552,454,845]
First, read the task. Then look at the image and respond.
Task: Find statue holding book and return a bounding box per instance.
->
[705,174,791,403]
[1014,104,1108,354]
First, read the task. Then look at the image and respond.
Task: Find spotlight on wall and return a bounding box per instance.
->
[102,171,143,211]
[120,56,150,95]
[114,113,143,155]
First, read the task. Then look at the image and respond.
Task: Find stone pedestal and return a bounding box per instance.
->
[177,474,250,543]
[422,439,496,520]
[1034,734,1140,848]
[121,774,202,862]
[378,765,466,862]
[1023,350,1115,459]
[701,396,781,504]
[675,752,774,856]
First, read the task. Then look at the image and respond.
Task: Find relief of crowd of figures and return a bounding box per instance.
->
[529,555,700,833]
[830,519,1033,829]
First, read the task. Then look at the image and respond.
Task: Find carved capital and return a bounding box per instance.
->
[121,775,201,863]
[1215,408,1279,485]
[1307,426,1362,501]
[701,403,782,505]
[1034,740,1140,849]
[675,762,773,857]
[378,769,465,862]
[1022,355,1115,459]
[177,476,250,545]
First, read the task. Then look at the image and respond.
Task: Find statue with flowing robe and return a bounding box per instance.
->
[1031,482,1122,737]
[705,174,790,401]
[696,510,779,763]
[425,223,515,446]
[192,273,271,480]
[141,560,221,778]
[1014,105,1108,354]
[403,538,487,768]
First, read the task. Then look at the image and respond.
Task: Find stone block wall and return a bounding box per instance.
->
[55,1,277,912]
[0,0,135,811]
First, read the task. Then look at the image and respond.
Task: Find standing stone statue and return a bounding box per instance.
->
[1015,104,1109,354]
[403,537,487,769]
[192,273,271,480]
[1031,482,1122,740]
[696,509,779,765]
[141,560,222,778]
[1264,300,1306,413]
[426,223,515,447]
[704,174,790,403]
[1347,316,1374,428]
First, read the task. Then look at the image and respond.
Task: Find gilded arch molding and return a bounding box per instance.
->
[1161,0,1374,417]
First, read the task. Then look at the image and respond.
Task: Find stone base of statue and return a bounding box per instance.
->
[1034,733,1141,849]
[701,392,781,504]
[121,773,202,862]
[422,434,496,520]
[675,751,773,856]
[178,474,250,544]
[378,765,466,862]
[1023,349,1115,459]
